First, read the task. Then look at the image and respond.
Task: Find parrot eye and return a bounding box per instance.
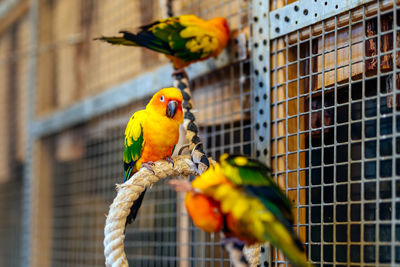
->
[160,95,165,102]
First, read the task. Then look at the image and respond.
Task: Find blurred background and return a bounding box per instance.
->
[1,0,400,266]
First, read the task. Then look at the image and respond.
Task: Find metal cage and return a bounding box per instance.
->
[269,0,400,266]
[0,0,399,267]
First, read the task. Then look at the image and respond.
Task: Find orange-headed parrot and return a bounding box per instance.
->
[124,87,183,225]
[170,154,312,267]
[95,14,230,69]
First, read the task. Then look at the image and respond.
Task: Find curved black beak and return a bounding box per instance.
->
[166,100,178,118]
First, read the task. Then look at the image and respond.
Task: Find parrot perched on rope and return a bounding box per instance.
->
[95,14,230,69]
[124,87,183,225]
[170,154,312,267]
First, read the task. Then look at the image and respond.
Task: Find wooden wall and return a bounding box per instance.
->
[0,9,29,182]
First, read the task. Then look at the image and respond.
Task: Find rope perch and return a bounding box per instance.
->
[104,155,203,267]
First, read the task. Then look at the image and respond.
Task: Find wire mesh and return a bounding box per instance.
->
[270,1,400,266]
[46,104,143,266]
[28,0,256,266]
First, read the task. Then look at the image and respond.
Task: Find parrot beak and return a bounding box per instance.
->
[166,100,178,118]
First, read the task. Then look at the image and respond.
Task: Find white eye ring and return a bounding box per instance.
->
[160,95,165,102]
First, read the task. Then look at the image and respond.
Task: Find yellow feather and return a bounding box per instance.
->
[186,39,201,53]
[258,210,274,222]
[233,156,248,166]
[180,27,202,39]
[272,223,293,245]
[252,220,264,238]
[158,22,168,29]
[221,196,236,213]
[179,14,206,26]
[192,164,228,191]
[231,199,248,218]
[132,120,142,139]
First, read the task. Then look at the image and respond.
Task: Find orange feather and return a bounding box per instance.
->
[185,192,223,233]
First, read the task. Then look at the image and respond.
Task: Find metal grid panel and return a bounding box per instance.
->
[270,1,400,265]
[193,63,254,159]
[47,104,144,266]
[269,0,375,39]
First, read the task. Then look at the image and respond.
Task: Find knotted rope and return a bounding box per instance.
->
[173,71,210,174]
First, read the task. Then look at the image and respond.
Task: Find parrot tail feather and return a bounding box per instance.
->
[125,189,147,226]
[94,36,138,46]
[270,235,312,267]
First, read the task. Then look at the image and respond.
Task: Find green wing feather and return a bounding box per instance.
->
[220,154,294,226]
[221,155,311,266]
[123,111,145,182]
[96,15,218,62]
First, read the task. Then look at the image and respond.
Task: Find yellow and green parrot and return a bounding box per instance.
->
[124,87,183,225]
[170,154,312,267]
[95,14,230,69]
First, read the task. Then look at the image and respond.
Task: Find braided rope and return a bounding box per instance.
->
[224,243,249,267]
[104,155,203,267]
[173,71,210,174]
[167,0,173,17]
[243,244,261,267]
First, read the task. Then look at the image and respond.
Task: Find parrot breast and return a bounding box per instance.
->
[139,111,180,165]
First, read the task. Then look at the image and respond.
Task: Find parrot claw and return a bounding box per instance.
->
[165,156,174,167]
[141,162,155,174]
[178,144,190,155]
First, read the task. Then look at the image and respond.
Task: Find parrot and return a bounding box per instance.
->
[169,154,312,267]
[124,87,183,225]
[95,14,230,69]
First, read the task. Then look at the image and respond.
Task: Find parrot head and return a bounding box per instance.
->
[147,87,183,123]
[209,17,229,36]
[185,192,223,233]
[207,17,230,56]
